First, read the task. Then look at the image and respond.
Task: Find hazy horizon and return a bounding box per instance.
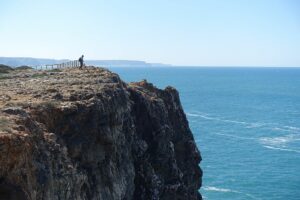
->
[1,56,300,68]
[1,0,300,67]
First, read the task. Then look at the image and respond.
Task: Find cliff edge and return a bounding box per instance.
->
[0,67,202,200]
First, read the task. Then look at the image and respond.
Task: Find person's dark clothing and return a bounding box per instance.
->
[79,55,84,69]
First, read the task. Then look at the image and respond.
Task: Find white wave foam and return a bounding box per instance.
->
[186,113,217,120]
[245,123,265,128]
[284,126,300,131]
[263,145,300,153]
[221,119,248,124]
[186,112,249,125]
[187,111,300,135]
[202,186,260,199]
[214,132,255,140]
[271,127,300,134]
[202,186,231,192]
[259,134,300,147]
[186,113,200,117]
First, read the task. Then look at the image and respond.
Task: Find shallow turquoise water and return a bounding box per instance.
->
[108,67,300,200]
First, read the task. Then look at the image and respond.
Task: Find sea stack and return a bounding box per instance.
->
[0,67,202,200]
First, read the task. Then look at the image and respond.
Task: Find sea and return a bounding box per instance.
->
[108,66,300,200]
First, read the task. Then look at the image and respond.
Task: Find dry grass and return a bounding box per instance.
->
[33,100,60,110]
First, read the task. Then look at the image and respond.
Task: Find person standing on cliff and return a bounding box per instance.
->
[79,55,84,69]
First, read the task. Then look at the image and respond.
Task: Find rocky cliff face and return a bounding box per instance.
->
[0,67,202,200]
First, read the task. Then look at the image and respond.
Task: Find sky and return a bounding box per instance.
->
[0,0,299,66]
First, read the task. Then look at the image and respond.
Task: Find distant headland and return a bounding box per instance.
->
[0,57,171,68]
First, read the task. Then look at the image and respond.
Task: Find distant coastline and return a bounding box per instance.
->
[0,57,171,68]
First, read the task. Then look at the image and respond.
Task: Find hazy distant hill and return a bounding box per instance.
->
[86,60,151,67]
[0,57,170,67]
[0,57,68,67]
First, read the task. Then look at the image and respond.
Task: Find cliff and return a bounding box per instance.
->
[0,67,202,200]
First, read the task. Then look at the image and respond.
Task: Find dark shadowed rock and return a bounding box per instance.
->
[15,66,33,70]
[0,67,202,200]
[0,64,14,73]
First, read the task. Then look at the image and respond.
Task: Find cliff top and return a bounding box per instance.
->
[0,67,127,135]
[0,67,169,135]
[0,67,122,108]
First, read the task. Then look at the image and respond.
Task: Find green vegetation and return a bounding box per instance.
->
[31,73,48,78]
[0,64,14,73]
[48,68,62,72]
[15,65,33,70]
[0,74,10,80]
[0,117,12,133]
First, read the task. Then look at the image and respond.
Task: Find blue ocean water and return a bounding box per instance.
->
[108,67,300,200]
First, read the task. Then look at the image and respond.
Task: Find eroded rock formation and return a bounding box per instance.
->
[0,67,202,200]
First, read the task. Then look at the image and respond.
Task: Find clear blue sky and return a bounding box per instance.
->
[1,0,299,66]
